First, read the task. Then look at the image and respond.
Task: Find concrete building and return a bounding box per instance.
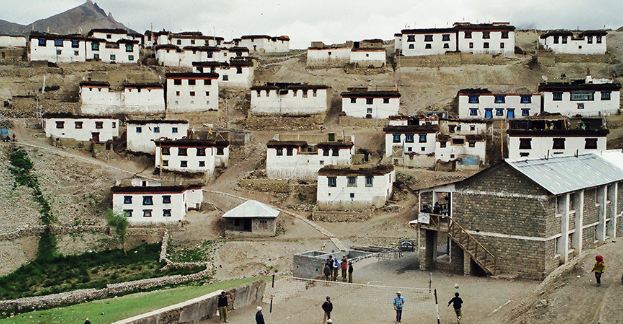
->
[539,30,607,55]
[266,134,354,179]
[112,178,203,225]
[87,28,140,44]
[238,35,289,53]
[349,48,386,67]
[435,119,488,169]
[398,28,457,56]
[165,72,220,113]
[222,200,279,237]
[154,138,229,176]
[126,120,189,154]
[539,77,621,117]
[417,154,623,280]
[317,164,395,210]
[506,115,608,160]
[85,38,140,63]
[43,113,119,143]
[384,122,438,168]
[307,44,351,67]
[341,88,400,119]
[0,35,27,47]
[458,88,541,119]
[192,59,255,88]
[80,81,166,115]
[250,83,329,116]
[154,45,248,67]
[167,32,223,47]
[29,32,86,63]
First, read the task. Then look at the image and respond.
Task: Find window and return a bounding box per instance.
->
[94,121,102,129]
[162,160,169,166]
[468,95,479,103]
[124,196,132,204]
[178,148,187,156]
[110,54,116,61]
[587,36,593,44]
[601,91,611,100]
[365,176,374,187]
[520,152,529,157]
[143,209,152,217]
[328,177,337,187]
[424,35,433,42]
[440,141,447,148]
[494,95,505,103]
[520,95,532,104]
[570,91,594,101]
[188,79,196,85]
[443,43,450,49]
[464,31,472,39]
[500,43,505,49]
[469,42,474,49]
[197,148,206,156]
[180,161,187,167]
[162,195,171,204]
[405,134,414,143]
[521,108,530,116]
[54,39,63,47]
[495,108,504,116]
[483,31,490,39]
[519,138,532,149]
[236,67,243,74]
[199,161,205,167]
[74,121,83,129]
[204,79,211,85]
[125,44,133,52]
[286,148,293,156]
[142,196,153,205]
[38,38,46,46]
[418,133,427,143]
[442,34,450,41]
[91,42,99,51]
[276,148,283,156]
[56,49,62,55]
[162,209,172,217]
[425,44,432,49]
[136,126,142,133]
[349,193,355,199]
[322,148,330,156]
[596,36,602,44]
[129,55,134,61]
[366,98,373,105]
[332,148,339,156]
[469,125,475,131]
[347,176,357,187]
[554,36,559,44]
[392,134,401,143]
[483,42,489,49]
[408,44,414,49]
[162,147,170,155]
[553,138,565,150]
[190,91,196,97]
[501,31,509,39]
[223,75,229,81]
[112,122,116,129]
[172,127,178,133]
[585,138,598,149]
[367,108,373,114]
[468,141,476,148]
[552,92,563,101]
[175,91,180,96]
[191,39,196,45]
[153,126,160,133]
[407,35,415,42]
[469,108,478,116]
[124,210,132,217]
[561,36,567,44]
[94,53,99,60]
[349,97,356,104]
[176,39,182,45]
[55,121,64,129]
[383,98,390,104]
[174,79,182,85]
[204,91,210,96]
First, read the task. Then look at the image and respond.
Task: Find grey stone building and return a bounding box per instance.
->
[416,153,623,280]
[222,200,279,237]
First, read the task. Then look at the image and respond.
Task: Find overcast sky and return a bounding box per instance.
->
[2,0,622,48]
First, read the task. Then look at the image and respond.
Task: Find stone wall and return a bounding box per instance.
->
[337,116,387,128]
[399,52,520,68]
[311,209,373,222]
[114,280,266,324]
[246,114,325,130]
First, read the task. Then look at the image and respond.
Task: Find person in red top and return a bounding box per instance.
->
[340,256,348,282]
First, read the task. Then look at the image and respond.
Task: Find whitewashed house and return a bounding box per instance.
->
[155,45,248,67]
[168,32,223,47]
[349,48,386,67]
[393,33,402,54]
[0,35,27,47]
[307,44,351,67]
[165,72,220,113]
[341,89,400,118]
[250,83,329,116]
[384,124,438,167]
[539,77,621,117]
[399,28,457,56]
[85,39,140,63]
[316,164,395,210]
[111,179,203,224]
[80,81,165,115]
[238,35,289,53]
[29,32,86,63]
[435,119,488,169]
[126,120,189,154]
[506,116,608,160]
[266,134,355,179]
[458,88,542,119]
[87,28,135,43]
[154,138,229,175]
[43,113,119,143]
[539,30,607,55]
[192,59,254,88]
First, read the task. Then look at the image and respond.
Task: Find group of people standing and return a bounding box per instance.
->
[323,255,353,283]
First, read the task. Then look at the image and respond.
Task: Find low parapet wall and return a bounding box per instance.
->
[114,280,266,324]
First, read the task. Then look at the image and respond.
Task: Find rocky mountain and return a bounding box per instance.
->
[0,0,133,36]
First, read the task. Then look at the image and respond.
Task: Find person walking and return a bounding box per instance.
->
[393,291,405,323]
[332,257,340,281]
[322,296,333,323]
[448,292,463,323]
[348,261,354,283]
[592,255,606,286]
[340,256,348,282]
[323,261,332,280]
[217,291,229,323]
[255,306,265,324]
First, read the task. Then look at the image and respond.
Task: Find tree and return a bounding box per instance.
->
[106,209,129,253]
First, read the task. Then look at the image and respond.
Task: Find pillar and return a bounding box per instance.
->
[463,249,472,276]
[608,183,618,239]
[572,190,584,254]
[597,186,607,241]
[419,229,436,271]
[560,193,570,264]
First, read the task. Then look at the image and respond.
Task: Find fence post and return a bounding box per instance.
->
[434,288,440,324]
[429,272,432,293]
[272,274,275,288]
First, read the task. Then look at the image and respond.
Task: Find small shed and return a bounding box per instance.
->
[222,200,279,236]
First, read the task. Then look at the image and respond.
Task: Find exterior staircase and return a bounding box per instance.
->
[448,219,497,275]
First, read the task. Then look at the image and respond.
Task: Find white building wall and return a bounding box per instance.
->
[29,38,86,63]
[458,94,541,119]
[541,90,620,116]
[349,50,386,67]
[341,97,400,119]
[435,140,486,162]
[215,66,254,88]
[401,32,456,56]
[457,30,515,55]
[80,85,165,115]
[384,133,437,157]
[539,36,607,55]
[123,87,166,113]
[126,122,189,154]
[239,38,289,53]
[155,146,217,175]
[306,48,351,67]
[250,88,328,115]
[439,121,488,135]
[44,117,119,142]
[394,35,402,52]
[166,77,219,112]
[85,41,139,63]
[90,32,128,43]
[0,36,26,47]
[266,146,353,179]
[507,136,607,160]
[316,171,395,208]
[113,192,186,224]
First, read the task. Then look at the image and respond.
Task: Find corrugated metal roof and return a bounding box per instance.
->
[222,200,279,218]
[506,154,623,195]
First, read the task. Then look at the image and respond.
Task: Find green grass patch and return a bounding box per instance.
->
[0,244,203,300]
[4,277,266,324]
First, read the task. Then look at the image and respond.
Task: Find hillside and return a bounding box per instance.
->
[0,0,132,36]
